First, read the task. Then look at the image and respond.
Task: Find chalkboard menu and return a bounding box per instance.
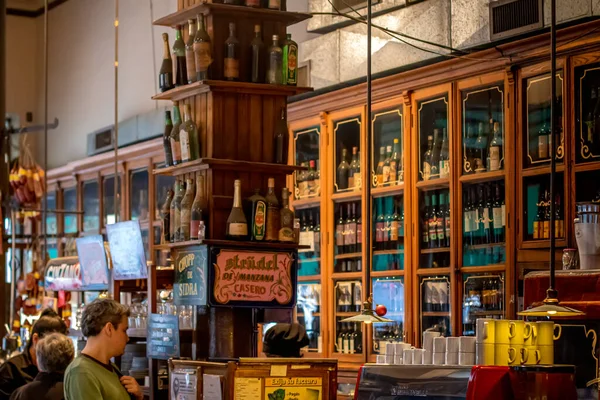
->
[76,235,109,291]
[106,221,148,280]
[208,248,297,308]
[147,313,180,360]
[44,257,82,291]
[174,246,208,306]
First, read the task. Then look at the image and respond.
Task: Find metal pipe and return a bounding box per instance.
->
[114,0,119,223]
[9,211,16,331]
[365,0,373,300]
[43,0,49,264]
[0,0,8,332]
[549,0,557,293]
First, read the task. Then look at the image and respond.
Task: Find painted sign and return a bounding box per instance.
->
[147,313,180,360]
[174,247,207,306]
[170,369,197,400]
[209,249,296,308]
[44,256,82,291]
[76,235,109,290]
[106,221,148,280]
[264,377,322,400]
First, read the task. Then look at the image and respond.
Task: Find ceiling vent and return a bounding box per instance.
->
[489,0,543,40]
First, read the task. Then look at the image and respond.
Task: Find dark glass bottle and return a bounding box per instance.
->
[190,175,207,241]
[436,192,445,248]
[265,178,280,241]
[248,189,267,241]
[283,33,298,86]
[171,180,185,242]
[444,191,451,247]
[376,198,385,251]
[224,23,240,81]
[159,33,174,92]
[266,34,283,85]
[344,203,356,253]
[250,24,264,83]
[173,27,187,87]
[185,19,197,84]
[422,194,430,248]
[170,102,182,165]
[274,107,288,164]
[429,194,438,248]
[160,189,174,243]
[492,183,504,244]
[336,207,345,255]
[163,111,174,167]
[193,14,212,81]
[337,148,350,190]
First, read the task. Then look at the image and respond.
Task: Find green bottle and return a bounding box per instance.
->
[282,33,298,86]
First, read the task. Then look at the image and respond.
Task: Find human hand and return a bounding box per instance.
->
[120,376,143,400]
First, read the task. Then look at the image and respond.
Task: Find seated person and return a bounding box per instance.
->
[0,309,68,398]
[10,333,74,400]
[263,323,310,358]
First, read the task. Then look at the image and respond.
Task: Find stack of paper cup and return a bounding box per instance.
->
[394,343,410,364]
[376,355,387,364]
[422,331,440,364]
[384,342,395,364]
[433,336,446,365]
[403,348,414,365]
[476,319,495,365]
[413,348,425,365]
[458,336,476,365]
[446,337,459,365]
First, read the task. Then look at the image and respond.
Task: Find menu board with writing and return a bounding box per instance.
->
[264,377,322,400]
[209,248,297,308]
[44,257,82,291]
[170,369,197,400]
[234,377,262,400]
[174,247,208,306]
[106,221,148,280]
[147,314,179,360]
[76,235,109,290]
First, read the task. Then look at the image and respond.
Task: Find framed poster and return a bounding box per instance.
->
[44,257,82,291]
[147,313,180,360]
[174,247,208,306]
[106,221,148,280]
[171,369,198,400]
[76,235,109,290]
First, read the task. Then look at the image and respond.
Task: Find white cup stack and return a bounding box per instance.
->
[413,348,426,365]
[384,342,395,364]
[433,336,446,365]
[403,348,414,365]
[445,337,459,365]
[376,355,387,364]
[458,336,476,366]
[422,331,440,364]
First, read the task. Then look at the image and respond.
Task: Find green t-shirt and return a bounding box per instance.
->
[64,354,132,400]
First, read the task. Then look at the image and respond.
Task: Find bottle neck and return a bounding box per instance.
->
[173,106,181,124]
[233,184,242,208]
[188,24,195,37]
[163,39,171,59]
[176,29,183,41]
[194,176,205,201]
[229,25,236,38]
[183,107,190,122]
[198,15,205,31]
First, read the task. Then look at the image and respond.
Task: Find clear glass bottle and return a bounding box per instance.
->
[173,27,187,86]
[180,104,199,162]
[193,14,212,81]
[171,180,185,242]
[180,178,195,241]
[190,175,207,241]
[279,188,295,242]
[266,34,283,85]
[169,102,182,165]
[185,19,197,84]
[227,180,248,239]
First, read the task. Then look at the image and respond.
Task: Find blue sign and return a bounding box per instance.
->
[147,314,180,360]
[174,247,207,306]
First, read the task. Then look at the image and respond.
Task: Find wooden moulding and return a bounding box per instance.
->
[154,238,310,251]
[152,157,306,177]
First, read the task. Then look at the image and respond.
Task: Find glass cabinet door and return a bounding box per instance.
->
[297,282,322,353]
[334,279,363,355]
[294,126,321,200]
[45,191,57,235]
[103,175,121,225]
[297,206,321,276]
[575,63,600,163]
[372,194,405,272]
[372,277,404,353]
[334,116,362,193]
[130,169,149,221]
[523,72,564,168]
[372,108,403,188]
[334,200,362,272]
[523,173,565,241]
[83,180,100,232]
[462,273,504,336]
[420,275,451,337]
[63,187,78,234]
[154,163,175,220]
[418,96,449,182]
[418,189,451,269]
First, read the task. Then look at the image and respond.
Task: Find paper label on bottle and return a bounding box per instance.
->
[383,166,391,183]
[348,175,354,190]
[287,47,298,85]
[336,225,344,247]
[224,58,239,79]
[357,223,362,244]
[349,338,355,354]
[314,232,320,254]
[337,337,343,353]
[483,209,490,230]
[298,181,308,197]
[343,337,349,354]
[185,49,196,82]
[501,204,506,228]
[279,227,294,242]
[445,217,451,239]
[194,42,213,73]
[268,0,281,9]
[170,138,182,163]
[253,201,266,240]
[423,162,431,181]
[533,221,540,239]
[538,135,549,159]
[390,161,398,183]
[353,173,362,189]
[299,231,315,252]
[390,221,399,241]
[489,146,500,171]
[266,208,279,241]
[180,129,191,162]
[228,222,248,236]
[464,213,472,233]
[429,218,437,241]
[181,209,191,236]
[345,223,356,245]
[314,178,320,196]
[190,219,200,239]
[437,219,444,240]
[376,222,384,243]
[543,221,550,239]
[493,207,503,230]
[439,160,450,178]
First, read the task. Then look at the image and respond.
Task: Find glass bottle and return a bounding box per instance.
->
[390,200,399,250]
[190,175,207,241]
[337,148,350,191]
[185,19,197,84]
[266,34,283,85]
[391,138,401,183]
[336,207,345,255]
[180,178,195,241]
[268,0,280,10]
[226,180,248,239]
[274,107,288,164]
[422,194,430,248]
[376,146,385,186]
[315,160,321,196]
[475,122,487,172]
[538,109,550,161]
[279,188,295,242]
[383,145,392,185]
[180,104,199,162]
[248,189,267,241]
[171,180,185,242]
[436,193,445,248]
[429,194,438,248]
[194,14,212,81]
[314,211,321,257]
[265,178,280,241]
[348,146,359,189]
[489,122,502,171]
[169,102,182,166]
[444,191,451,248]
[542,190,551,240]
[308,160,316,195]
[297,162,307,197]
[375,198,385,251]
[283,33,298,86]
[345,203,356,253]
[492,183,504,244]
[250,24,264,83]
[422,135,433,181]
[224,23,240,81]
[430,129,441,179]
[160,189,174,243]
[173,27,187,87]
[159,33,174,92]
[163,111,174,167]
[439,128,449,178]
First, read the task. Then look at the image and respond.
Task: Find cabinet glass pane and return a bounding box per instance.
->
[103,175,121,225]
[462,85,504,174]
[420,275,451,337]
[294,126,320,199]
[419,189,451,268]
[372,108,403,187]
[524,73,564,168]
[418,96,449,182]
[297,282,322,353]
[334,200,362,272]
[334,279,363,354]
[575,64,600,163]
[154,226,170,268]
[83,180,99,232]
[372,277,404,354]
[523,173,565,241]
[63,187,78,234]
[334,116,361,193]
[297,206,321,276]
[462,180,506,267]
[373,195,405,271]
[130,169,149,221]
[576,170,600,203]
[45,191,57,235]
[142,228,149,261]
[462,273,504,336]
[154,163,175,220]
[47,243,58,260]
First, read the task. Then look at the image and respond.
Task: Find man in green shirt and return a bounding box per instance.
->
[64,299,142,400]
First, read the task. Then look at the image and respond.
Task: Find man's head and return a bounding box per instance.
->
[35,333,74,374]
[263,323,309,358]
[81,299,130,357]
[27,309,68,365]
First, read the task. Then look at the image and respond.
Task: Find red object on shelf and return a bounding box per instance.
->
[466,366,512,400]
[375,304,387,317]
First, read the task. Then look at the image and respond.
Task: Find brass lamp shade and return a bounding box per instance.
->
[340,301,394,324]
[518,290,584,317]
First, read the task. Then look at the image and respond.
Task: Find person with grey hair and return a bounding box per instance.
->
[64,298,142,400]
[9,333,74,400]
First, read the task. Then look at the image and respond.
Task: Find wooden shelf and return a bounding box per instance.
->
[461,265,506,274]
[422,311,450,317]
[298,258,320,263]
[152,80,312,102]
[335,252,362,260]
[292,196,321,209]
[420,247,451,254]
[153,2,312,28]
[459,170,505,184]
[331,190,362,202]
[153,158,305,177]
[416,267,451,275]
[371,183,405,197]
[520,237,568,249]
[470,310,504,316]
[298,312,321,317]
[574,160,600,173]
[332,272,362,280]
[154,239,309,251]
[298,275,321,282]
[371,270,405,278]
[521,163,565,177]
[373,249,404,256]
[336,312,362,317]
[465,242,505,250]
[416,177,450,190]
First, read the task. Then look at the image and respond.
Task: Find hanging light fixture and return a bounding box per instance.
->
[518,0,583,318]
